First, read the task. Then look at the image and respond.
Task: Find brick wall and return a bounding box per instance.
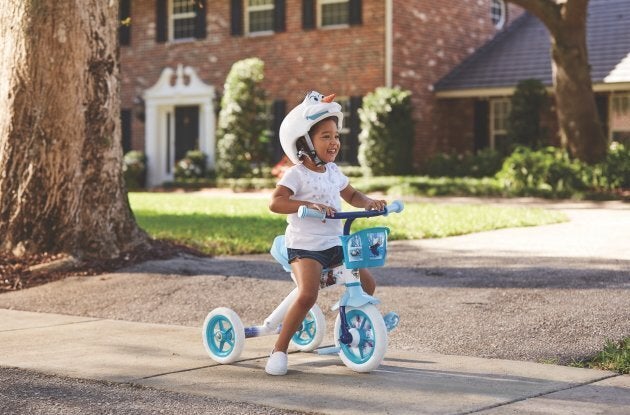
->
[391,0,524,166]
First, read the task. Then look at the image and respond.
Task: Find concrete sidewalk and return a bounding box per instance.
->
[1,308,628,415]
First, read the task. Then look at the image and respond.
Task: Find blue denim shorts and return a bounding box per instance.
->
[287,245,344,269]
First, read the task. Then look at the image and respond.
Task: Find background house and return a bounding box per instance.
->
[120,0,521,186]
[434,0,630,156]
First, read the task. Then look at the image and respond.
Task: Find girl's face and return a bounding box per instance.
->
[310,118,340,164]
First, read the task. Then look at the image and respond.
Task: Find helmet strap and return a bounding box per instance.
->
[302,133,325,166]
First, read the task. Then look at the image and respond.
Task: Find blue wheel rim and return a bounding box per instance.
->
[292,310,317,346]
[206,315,236,357]
[339,309,376,364]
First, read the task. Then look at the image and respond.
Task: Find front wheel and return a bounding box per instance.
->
[333,304,388,372]
[202,307,245,364]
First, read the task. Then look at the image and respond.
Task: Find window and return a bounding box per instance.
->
[320,0,349,27]
[246,0,275,34]
[610,93,630,144]
[171,0,196,39]
[231,0,285,36]
[490,98,511,152]
[156,0,206,42]
[491,0,507,30]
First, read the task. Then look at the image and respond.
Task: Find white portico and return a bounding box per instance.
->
[143,65,216,187]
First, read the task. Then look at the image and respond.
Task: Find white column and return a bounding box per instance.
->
[144,103,160,187]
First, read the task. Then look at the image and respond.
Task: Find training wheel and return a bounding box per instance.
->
[202,307,245,364]
[334,304,388,372]
[291,303,326,351]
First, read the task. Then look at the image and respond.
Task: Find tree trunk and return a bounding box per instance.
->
[0,1,149,259]
[506,0,607,164]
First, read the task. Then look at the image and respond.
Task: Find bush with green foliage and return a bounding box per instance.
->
[358,87,414,176]
[215,58,270,178]
[423,148,503,178]
[496,146,587,197]
[122,150,147,190]
[599,141,630,189]
[507,79,549,151]
[175,150,207,179]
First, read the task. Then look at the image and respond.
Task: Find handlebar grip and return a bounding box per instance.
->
[297,205,326,219]
[385,200,404,215]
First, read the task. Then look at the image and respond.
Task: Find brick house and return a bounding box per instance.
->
[120,0,523,186]
[434,0,630,155]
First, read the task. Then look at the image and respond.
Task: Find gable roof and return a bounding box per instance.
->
[434,0,630,96]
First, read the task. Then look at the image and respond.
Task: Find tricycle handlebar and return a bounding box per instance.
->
[297,200,404,220]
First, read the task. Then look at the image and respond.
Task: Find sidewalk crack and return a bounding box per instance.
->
[455,373,622,415]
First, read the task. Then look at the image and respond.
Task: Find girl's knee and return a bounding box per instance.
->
[295,290,318,310]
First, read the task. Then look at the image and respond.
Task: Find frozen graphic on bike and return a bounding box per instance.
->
[341,227,389,269]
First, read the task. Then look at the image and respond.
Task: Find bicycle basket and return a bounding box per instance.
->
[339,227,390,269]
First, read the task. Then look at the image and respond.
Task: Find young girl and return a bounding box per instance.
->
[266,91,386,375]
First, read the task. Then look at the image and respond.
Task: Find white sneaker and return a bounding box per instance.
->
[265,350,288,375]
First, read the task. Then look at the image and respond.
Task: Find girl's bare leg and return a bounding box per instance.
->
[273,258,322,353]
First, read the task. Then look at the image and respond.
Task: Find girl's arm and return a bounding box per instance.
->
[269,185,337,217]
[340,184,387,211]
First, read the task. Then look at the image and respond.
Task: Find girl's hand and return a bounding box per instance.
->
[365,198,387,211]
[307,203,336,219]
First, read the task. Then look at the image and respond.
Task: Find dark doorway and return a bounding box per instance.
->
[175,106,199,161]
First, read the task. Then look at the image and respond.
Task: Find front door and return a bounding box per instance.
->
[175,106,199,161]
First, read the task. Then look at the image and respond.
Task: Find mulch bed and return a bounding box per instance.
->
[0,240,205,292]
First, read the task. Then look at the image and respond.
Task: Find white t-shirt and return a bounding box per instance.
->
[277,163,349,251]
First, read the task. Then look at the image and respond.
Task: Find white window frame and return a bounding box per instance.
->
[318,0,350,29]
[489,98,511,150]
[169,0,196,41]
[491,0,507,30]
[245,0,275,36]
[609,92,630,142]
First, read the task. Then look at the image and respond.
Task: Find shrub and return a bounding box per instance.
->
[496,146,587,197]
[122,150,147,190]
[215,58,269,178]
[507,79,549,150]
[175,150,207,179]
[358,87,414,176]
[601,141,630,189]
[424,148,503,178]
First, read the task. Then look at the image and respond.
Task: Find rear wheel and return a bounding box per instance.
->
[291,304,326,351]
[202,307,245,364]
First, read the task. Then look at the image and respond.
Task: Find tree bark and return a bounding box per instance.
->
[506,0,607,163]
[0,1,149,259]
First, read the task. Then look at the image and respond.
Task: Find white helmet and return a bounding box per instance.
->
[279,91,344,165]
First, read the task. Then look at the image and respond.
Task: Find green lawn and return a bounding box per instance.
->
[129,193,567,256]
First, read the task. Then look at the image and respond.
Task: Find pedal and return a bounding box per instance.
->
[383,312,399,332]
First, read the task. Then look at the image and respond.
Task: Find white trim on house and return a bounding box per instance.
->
[143,65,216,187]
[435,82,630,99]
[489,97,511,150]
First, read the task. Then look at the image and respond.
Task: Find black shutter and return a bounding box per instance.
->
[348,96,362,164]
[272,100,287,160]
[473,100,490,152]
[156,0,168,42]
[349,0,362,25]
[231,0,244,36]
[194,0,207,39]
[302,0,315,30]
[274,0,286,33]
[119,0,131,46]
[121,109,133,154]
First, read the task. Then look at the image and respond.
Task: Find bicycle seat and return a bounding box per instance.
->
[270,235,292,272]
